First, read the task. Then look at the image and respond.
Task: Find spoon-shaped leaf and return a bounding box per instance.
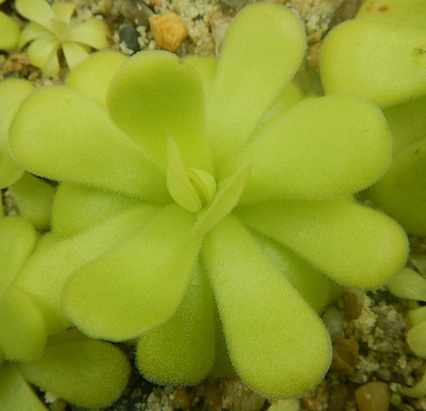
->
[369,138,426,235]
[0,286,46,361]
[320,19,426,107]
[16,204,158,335]
[0,363,47,411]
[219,95,391,202]
[203,216,332,399]
[136,263,215,385]
[19,330,130,409]
[206,2,306,164]
[107,51,212,173]
[52,183,140,237]
[9,86,168,202]
[62,204,202,341]
[236,199,408,288]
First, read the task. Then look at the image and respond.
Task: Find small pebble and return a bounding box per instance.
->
[355,381,391,411]
[149,13,188,52]
[331,335,359,376]
[119,24,140,53]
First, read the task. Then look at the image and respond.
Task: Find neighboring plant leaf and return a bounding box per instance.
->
[387,267,426,302]
[0,78,34,189]
[369,138,426,235]
[18,330,130,409]
[65,50,127,107]
[0,11,20,50]
[357,0,426,26]
[320,18,426,107]
[16,0,57,32]
[384,94,426,154]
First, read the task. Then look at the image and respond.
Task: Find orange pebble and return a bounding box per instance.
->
[149,13,188,52]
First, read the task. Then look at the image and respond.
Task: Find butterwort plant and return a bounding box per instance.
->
[9,3,408,399]
[16,0,109,76]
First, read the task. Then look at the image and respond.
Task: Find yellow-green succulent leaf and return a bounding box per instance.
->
[9,86,169,202]
[16,0,57,32]
[357,0,426,26]
[167,138,202,213]
[51,2,75,24]
[219,95,392,202]
[62,41,90,70]
[107,51,212,173]
[50,18,68,42]
[256,82,304,129]
[206,2,306,164]
[41,46,61,77]
[320,18,426,108]
[0,216,37,296]
[18,22,49,49]
[387,267,426,302]
[0,286,46,361]
[408,307,426,327]
[52,183,140,237]
[66,18,110,49]
[191,162,251,237]
[0,11,20,50]
[401,370,426,398]
[203,216,332,399]
[0,363,48,411]
[184,56,218,94]
[384,94,426,154]
[18,330,130,409]
[253,233,335,313]
[8,173,54,230]
[0,77,34,126]
[407,321,426,358]
[65,50,127,107]
[187,168,217,206]
[136,263,216,385]
[26,35,60,69]
[15,204,159,335]
[0,78,34,189]
[62,205,202,341]
[369,138,426,235]
[236,199,408,289]
[209,313,235,379]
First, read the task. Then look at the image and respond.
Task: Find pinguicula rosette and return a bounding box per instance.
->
[16,0,109,76]
[9,3,408,399]
[0,0,20,50]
